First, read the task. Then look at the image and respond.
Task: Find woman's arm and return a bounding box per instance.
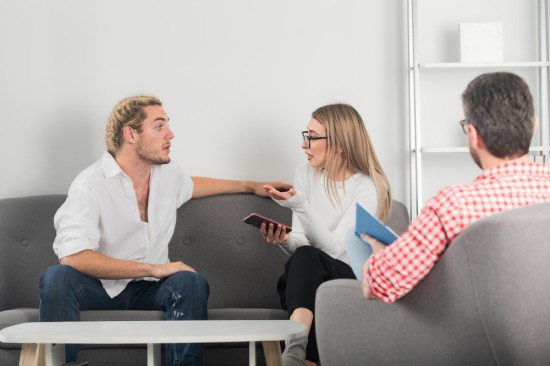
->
[266,174,379,260]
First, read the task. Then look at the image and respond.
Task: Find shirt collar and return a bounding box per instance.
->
[475,160,549,182]
[101,151,123,178]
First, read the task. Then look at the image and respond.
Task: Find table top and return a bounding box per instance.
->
[0,320,306,344]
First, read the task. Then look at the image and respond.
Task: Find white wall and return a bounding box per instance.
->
[1,0,544,212]
[0,0,409,204]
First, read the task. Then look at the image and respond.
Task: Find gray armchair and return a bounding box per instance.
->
[315,201,550,366]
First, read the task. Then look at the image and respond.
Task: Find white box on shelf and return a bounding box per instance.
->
[460,22,503,62]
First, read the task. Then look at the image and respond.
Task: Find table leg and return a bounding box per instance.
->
[44,344,65,366]
[248,341,256,366]
[19,343,45,366]
[147,343,161,366]
[262,341,282,366]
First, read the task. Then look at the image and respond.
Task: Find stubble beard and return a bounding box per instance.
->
[469,145,482,169]
[136,144,171,165]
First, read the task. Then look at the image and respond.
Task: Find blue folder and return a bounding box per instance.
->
[354,202,398,244]
[346,203,398,280]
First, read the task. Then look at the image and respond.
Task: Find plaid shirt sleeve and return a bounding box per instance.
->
[364,196,453,304]
[363,161,550,304]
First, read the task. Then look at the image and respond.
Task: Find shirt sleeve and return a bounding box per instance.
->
[275,171,378,261]
[53,186,101,260]
[274,189,346,258]
[174,163,194,208]
[364,203,449,303]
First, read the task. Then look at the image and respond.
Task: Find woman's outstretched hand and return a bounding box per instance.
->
[261,184,295,244]
[264,184,296,201]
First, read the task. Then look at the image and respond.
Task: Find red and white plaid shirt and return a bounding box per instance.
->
[364,160,550,304]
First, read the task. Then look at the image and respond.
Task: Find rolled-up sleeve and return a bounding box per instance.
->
[364,205,448,303]
[53,187,101,259]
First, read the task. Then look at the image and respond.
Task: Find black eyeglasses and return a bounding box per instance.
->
[302,131,328,148]
[459,119,469,134]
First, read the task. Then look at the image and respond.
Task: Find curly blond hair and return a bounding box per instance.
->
[105,95,162,154]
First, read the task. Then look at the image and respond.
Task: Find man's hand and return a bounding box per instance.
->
[359,234,386,301]
[360,233,386,255]
[149,261,196,279]
[361,262,379,300]
[362,276,379,300]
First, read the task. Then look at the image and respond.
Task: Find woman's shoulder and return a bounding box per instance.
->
[346,172,376,199]
[350,171,375,187]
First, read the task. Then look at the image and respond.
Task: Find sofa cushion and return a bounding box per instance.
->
[170,194,292,309]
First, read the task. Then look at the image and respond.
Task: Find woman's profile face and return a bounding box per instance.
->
[303,118,328,169]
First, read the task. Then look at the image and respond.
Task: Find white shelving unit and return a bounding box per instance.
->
[407,0,550,217]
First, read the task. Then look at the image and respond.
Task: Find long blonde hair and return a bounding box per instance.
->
[311,104,392,222]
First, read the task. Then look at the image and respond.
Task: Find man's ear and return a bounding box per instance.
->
[469,124,486,149]
[123,125,138,145]
[533,115,539,135]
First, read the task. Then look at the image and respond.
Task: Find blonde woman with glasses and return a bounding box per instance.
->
[260,103,392,366]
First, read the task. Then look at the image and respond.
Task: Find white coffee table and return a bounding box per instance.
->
[0,320,306,366]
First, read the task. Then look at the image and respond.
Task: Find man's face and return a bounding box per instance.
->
[135,105,174,165]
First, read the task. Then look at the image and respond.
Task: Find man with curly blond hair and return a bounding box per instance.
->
[39,95,291,366]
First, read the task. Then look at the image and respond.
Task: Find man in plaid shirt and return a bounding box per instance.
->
[360,72,550,304]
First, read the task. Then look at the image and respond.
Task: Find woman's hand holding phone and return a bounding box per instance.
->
[243,212,291,245]
[260,221,289,245]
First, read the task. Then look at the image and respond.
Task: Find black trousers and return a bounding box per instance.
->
[277,246,356,363]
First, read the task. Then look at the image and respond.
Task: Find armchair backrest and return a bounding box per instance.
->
[386,199,409,235]
[316,201,550,366]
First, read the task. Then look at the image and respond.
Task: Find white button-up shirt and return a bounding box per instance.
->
[53,152,194,298]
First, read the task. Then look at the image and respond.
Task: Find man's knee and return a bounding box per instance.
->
[161,271,209,321]
[40,264,79,294]
[39,265,87,322]
[168,271,210,301]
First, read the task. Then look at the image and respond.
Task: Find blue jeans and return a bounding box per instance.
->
[39,265,210,366]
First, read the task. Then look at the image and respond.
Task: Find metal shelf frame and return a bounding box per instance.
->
[407,0,550,217]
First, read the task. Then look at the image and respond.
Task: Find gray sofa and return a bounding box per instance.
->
[315,201,550,366]
[0,194,409,365]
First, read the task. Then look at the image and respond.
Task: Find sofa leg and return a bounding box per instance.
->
[262,341,282,366]
[19,343,45,366]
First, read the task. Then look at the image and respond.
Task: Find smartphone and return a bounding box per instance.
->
[243,213,292,233]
